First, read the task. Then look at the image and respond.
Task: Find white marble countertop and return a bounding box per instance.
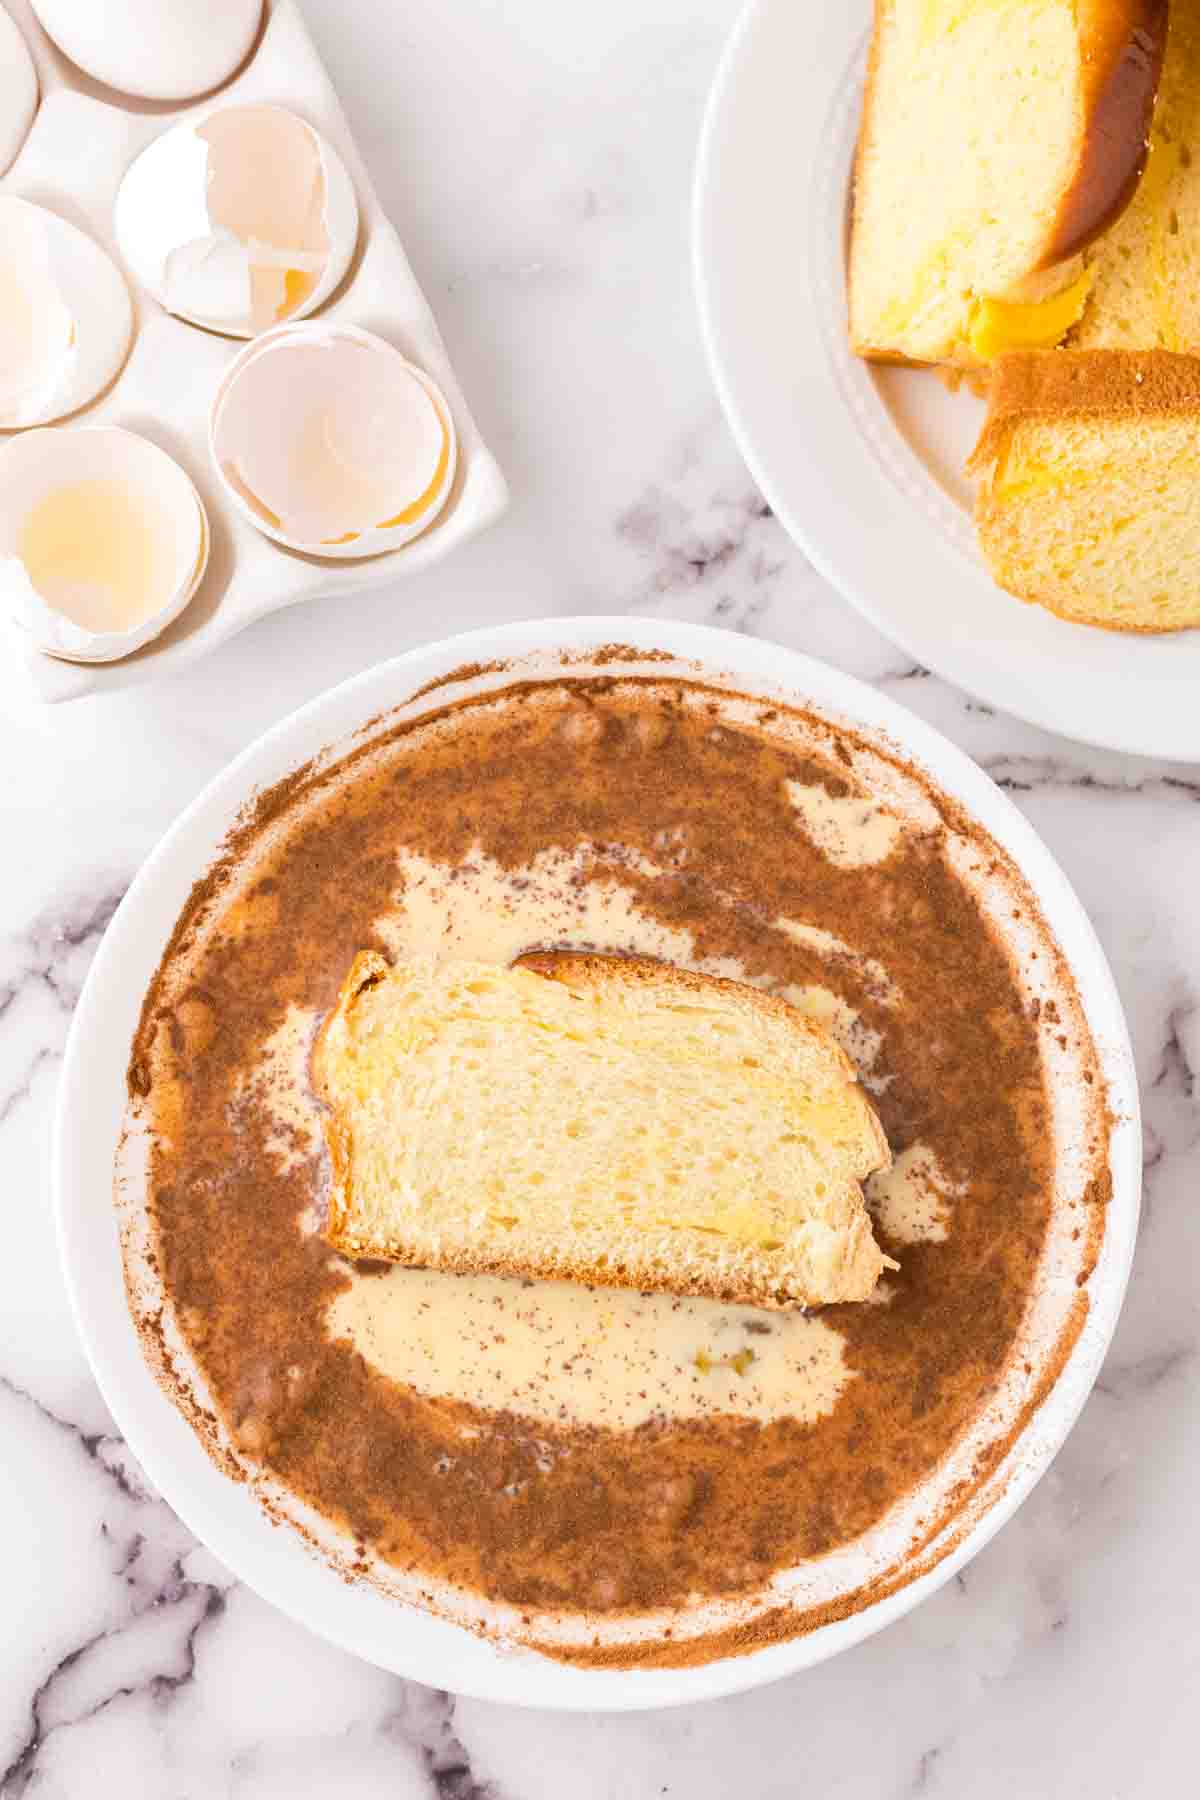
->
[3,1,1198,1794]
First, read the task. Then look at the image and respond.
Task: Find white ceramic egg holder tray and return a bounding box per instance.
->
[1,0,509,704]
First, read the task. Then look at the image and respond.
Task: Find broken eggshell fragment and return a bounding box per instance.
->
[0,427,209,663]
[209,323,457,558]
[0,196,132,428]
[114,104,358,338]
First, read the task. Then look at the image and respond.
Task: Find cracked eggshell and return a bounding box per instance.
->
[29,0,262,102]
[0,196,132,428]
[209,323,457,559]
[0,426,209,663]
[114,104,358,339]
[0,7,38,175]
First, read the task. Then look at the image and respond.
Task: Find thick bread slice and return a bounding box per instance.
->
[969,348,1200,631]
[1073,0,1200,351]
[849,0,1165,368]
[314,950,893,1310]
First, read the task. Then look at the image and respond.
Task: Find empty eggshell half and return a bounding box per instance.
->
[0,7,38,176]
[210,324,457,558]
[0,196,132,428]
[0,426,209,662]
[29,0,262,103]
[115,104,358,338]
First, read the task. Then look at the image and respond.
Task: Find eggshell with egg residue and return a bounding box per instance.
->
[0,427,209,663]
[114,104,358,339]
[210,324,457,558]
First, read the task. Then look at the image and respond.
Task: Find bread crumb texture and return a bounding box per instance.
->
[848,1,1160,365]
[971,347,1200,631]
[1073,0,1200,351]
[315,951,892,1309]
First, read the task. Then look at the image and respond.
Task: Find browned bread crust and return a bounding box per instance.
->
[516,949,849,1049]
[969,347,1200,476]
[1042,0,1168,266]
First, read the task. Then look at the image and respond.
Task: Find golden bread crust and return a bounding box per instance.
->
[314,948,389,1252]
[969,347,1200,474]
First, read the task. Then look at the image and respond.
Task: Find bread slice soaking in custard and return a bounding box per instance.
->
[313,950,893,1310]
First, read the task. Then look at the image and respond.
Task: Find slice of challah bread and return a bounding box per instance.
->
[849,0,1165,369]
[969,348,1200,631]
[1072,0,1200,351]
[314,950,893,1310]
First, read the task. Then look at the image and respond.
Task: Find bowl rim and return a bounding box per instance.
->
[54,614,1141,1711]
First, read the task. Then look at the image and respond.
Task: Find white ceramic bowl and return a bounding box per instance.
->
[55,618,1139,1710]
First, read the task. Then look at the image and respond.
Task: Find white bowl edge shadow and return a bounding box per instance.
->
[54,616,1141,1711]
[692,0,1200,763]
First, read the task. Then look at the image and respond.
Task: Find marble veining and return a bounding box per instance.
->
[0,889,127,1130]
[3,0,1198,1794]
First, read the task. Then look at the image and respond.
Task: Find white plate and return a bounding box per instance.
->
[694,0,1200,762]
[56,618,1139,1710]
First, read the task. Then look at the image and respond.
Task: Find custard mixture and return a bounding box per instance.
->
[119,669,1110,1665]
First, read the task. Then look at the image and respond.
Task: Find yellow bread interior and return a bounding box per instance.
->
[971,351,1200,631]
[850,1,1091,366]
[314,951,893,1310]
[1073,1,1200,351]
